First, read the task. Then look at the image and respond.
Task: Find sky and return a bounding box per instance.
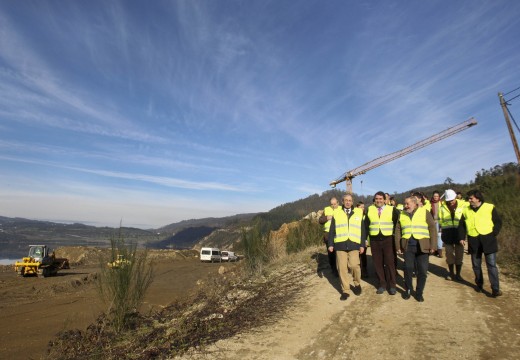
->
[1,0,520,229]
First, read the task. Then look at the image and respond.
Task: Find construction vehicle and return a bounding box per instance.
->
[14,245,70,277]
[107,254,131,269]
[330,118,478,193]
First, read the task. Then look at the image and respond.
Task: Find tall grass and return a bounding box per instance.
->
[286,219,323,254]
[98,230,154,332]
[241,219,273,274]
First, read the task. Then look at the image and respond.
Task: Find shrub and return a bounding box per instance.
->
[286,219,323,254]
[97,230,154,332]
[241,220,273,274]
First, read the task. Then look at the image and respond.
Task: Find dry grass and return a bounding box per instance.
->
[47,251,316,360]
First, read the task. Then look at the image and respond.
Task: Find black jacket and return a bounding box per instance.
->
[328,206,367,251]
[458,203,502,254]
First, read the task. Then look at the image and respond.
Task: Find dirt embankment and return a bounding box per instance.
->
[0,247,229,360]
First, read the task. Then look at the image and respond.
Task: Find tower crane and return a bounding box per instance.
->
[329,117,478,193]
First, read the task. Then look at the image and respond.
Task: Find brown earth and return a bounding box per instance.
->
[176,248,520,360]
[0,247,239,360]
[2,247,519,360]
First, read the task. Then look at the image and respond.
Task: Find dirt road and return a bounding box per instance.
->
[177,250,520,359]
[0,254,236,360]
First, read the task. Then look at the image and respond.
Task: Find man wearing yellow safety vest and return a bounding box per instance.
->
[319,197,340,277]
[458,189,503,297]
[439,189,466,281]
[327,194,367,300]
[364,191,401,295]
[395,196,437,302]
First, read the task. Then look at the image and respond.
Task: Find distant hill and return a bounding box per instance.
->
[0,179,476,259]
[156,213,257,233]
[0,217,157,259]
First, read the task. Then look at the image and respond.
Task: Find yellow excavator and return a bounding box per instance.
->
[107,254,131,269]
[14,245,70,277]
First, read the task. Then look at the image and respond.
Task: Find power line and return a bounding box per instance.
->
[506,93,520,103]
[506,106,520,134]
[504,85,520,97]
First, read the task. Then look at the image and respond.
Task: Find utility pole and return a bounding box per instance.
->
[498,92,520,165]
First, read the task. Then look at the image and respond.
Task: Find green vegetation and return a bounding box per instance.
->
[240,219,273,274]
[97,231,154,333]
[286,219,323,254]
[472,163,520,275]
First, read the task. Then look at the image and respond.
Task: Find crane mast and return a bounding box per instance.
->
[330,117,478,193]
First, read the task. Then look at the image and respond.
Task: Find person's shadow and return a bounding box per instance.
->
[312,251,380,295]
[311,251,342,294]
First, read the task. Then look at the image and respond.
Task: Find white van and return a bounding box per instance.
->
[221,251,237,262]
[200,247,221,263]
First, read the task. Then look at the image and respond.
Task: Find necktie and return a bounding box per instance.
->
[378,207,382,216]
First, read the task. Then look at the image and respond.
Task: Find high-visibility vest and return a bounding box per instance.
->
[323,206,334,232]
[438,201,464,230]
[400,207,430,239]
[396,204,404,211]
[423,199,432,212]
[333,208,363,244]
[367,205,394,236]
[463,203,495,236]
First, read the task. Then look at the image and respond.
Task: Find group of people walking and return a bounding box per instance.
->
[320,189,503,302]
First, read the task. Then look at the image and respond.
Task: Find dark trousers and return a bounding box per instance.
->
[360,251,368,270]
[404,244,429,296]
[370,237,396,289]
[324,237,337,274]
[471,250,499,291]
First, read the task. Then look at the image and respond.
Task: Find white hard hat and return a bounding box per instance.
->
[444,189,457,201]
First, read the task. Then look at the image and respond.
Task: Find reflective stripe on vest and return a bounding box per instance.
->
[400,207,430,239]
[323,206,334,232]
[367,205,394,236]
[463,203,494,236]
[438,201,464,229]
[333,208,363,244]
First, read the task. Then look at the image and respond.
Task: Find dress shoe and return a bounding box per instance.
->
[416,294,424,302]
[340,293,350,301]
[475,285,483,293]
[454,274,463,282]
[376,287,385,294]
[353,285,362,296]
[403,290,411,300]
[388,288,397,295]
[492,290,503,298]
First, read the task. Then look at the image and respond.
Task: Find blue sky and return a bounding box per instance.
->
[1,1,520,229]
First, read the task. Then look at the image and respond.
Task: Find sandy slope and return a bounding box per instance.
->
[176,249,520,360]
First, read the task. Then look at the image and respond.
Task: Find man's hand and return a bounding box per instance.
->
[328,246,334,253]
[359,247,365,254]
